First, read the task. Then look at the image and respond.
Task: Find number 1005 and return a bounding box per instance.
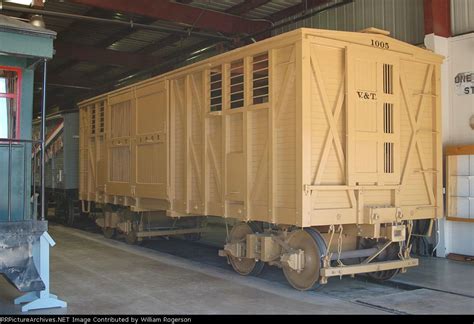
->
[371,39,389,49]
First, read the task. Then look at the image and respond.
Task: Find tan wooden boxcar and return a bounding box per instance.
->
[79,28,443,290]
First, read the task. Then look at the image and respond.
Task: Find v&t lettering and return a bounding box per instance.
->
[356,91,377,100]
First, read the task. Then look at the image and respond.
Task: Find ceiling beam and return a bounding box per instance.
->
[136,0,272,54]
[48,8,104,75]
[269,0,331,22]
[69,0,271,35]
[57,0,274,92]
[49,12,156,75]
[48,0,337,110]
[137,33,187,54]
[46,74,100,88]
[227,0,271,15]
[39,80,93,90]
[54,42,160,69]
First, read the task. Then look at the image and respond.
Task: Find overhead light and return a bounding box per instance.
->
[3,0,35,5]
[30,14,45,28]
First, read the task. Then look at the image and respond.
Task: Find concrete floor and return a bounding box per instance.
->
[394,257,474,297]
[0,225,473,314]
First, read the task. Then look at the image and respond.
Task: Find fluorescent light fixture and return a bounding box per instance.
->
[4,0,35,5]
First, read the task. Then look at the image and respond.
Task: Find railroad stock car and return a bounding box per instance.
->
[79,28,443,290]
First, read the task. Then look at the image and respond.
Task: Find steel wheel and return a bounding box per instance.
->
[283,228,326,291]
[103,227,116,239]
[227,222,265,276]
[66,199,75,226]
[359,238,400,281]
[126,230,138,245]
[184,232,202,241]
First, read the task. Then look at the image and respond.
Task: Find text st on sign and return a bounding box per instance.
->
[455,72,474,95]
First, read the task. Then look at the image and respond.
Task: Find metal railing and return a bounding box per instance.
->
[0,59,48,223]
[0,138,42,222]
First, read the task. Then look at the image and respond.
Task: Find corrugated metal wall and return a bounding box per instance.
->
[451,0,474,36]
[273,0,425,45]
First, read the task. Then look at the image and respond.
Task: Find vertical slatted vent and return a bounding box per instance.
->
[230,59,244,109]
[384,142,394,174]
[90,105,96,135]
[109,100,131,182]
[210,66,223,112]
[383,64,393,94]
[383,63,395,174]
[110,101,131,138]
[99,101,105,134]
[383,103,394,134]
[252,52,269,104]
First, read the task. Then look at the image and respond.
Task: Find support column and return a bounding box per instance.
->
[14,232,67,312]
[424,0,452,38]
[425,28,451,259]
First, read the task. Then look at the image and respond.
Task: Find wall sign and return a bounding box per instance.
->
[454,72,474,95]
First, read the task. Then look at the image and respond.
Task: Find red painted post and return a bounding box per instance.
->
[424,0,452,37]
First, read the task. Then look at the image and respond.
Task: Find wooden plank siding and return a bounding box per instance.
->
[79,28,443,227]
